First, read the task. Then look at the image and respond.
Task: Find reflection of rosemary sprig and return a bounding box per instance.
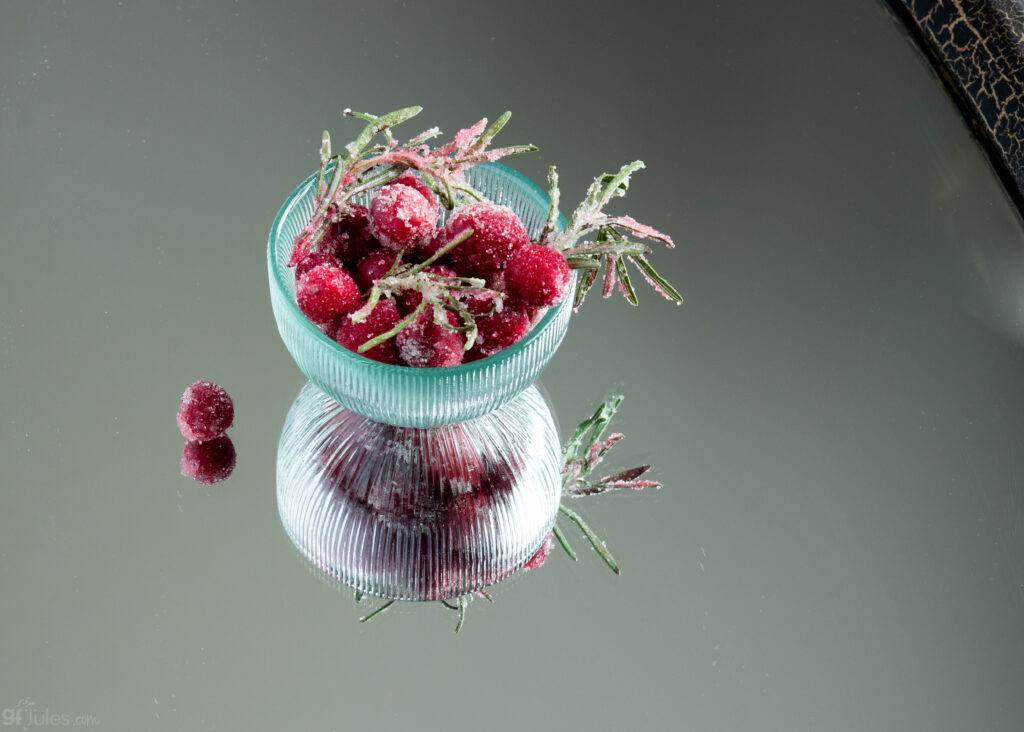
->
[553,395,660,574]
[537,163,683,309]
[290,106,535,266]
[356,588,490,633]
[354,394,659,632]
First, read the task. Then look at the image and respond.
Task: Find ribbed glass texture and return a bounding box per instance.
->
[277,381,562,601]
[268,162,573,427]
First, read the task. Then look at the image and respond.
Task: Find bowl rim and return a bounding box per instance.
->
[268,161,573,376]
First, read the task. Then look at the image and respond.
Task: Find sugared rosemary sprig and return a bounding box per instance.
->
[352,394,659,631]
[292,106,682,357]
[346,228,506,354]
[554,395,660,574]
[290,106,535,266]
[537,162,683,309]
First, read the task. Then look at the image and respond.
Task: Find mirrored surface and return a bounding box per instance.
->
[3,1,1024,730]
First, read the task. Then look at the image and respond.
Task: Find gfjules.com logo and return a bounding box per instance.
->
[2,698,99,729]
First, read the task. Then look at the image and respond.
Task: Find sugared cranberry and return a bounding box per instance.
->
[505,244,571,307]
[320,317,341,341]
[417,228,453,264]
[336,298,402,364]
[463,289,503,317]
[444,202,530,282]
[399,265,458,313]
[296,264,361,325]
[180,435,236,485]
[295,250,342,281]
[396,308,464,368]
[368,181,438,253]
[470,305,532,358]
[392,171,437,206]
[321,204,374,263]
[523,532,555,570]
[176,381,234,442]
[355,251,397,292]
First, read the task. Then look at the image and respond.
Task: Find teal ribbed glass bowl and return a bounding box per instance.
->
[268,162,572,428]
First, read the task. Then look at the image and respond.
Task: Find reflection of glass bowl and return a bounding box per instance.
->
[268,162,572,428]
[276,381,562,601]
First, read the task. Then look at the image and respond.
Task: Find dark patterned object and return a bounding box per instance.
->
[885,0,1024,215]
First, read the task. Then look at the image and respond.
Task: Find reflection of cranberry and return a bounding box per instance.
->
[176,381,234,442]
[294,401,550,598]
[180,435,236,485]
[523,532,555,570]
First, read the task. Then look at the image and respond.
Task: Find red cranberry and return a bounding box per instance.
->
[504,244,571,307]
[176,381,234,442]
[368,181,438,253]
[355,251,397,292]
[321,204,374,263]
[295,250,342,281]
[523,532,555,570]
[335,298,402,364]
[396,308,464,368]
[296,264,361,326]
[444,202,530,282]
[399,265,457,314]
[470,305,532,358]
[180,435,236,485]
[391,171,437,206]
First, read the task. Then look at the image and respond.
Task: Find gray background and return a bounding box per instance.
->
[3,1,1024,730]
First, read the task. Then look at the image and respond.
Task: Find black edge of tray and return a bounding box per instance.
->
[882,0,1024,222]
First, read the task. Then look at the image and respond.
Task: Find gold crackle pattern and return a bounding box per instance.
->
[895,0,1024,197]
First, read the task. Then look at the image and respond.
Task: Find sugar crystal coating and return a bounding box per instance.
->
[470,305,532,358]
[176,380,234,442]
[355,251,397,292]
[391,171,437,207]
[180,435,236,485]
[399,265,457,314]
[295,250,343,281]
[321,204,374,263]
[296,264,361,325]
[445,202,530,282]
[505,244,571,307]
[335,298,402,364]
[368,182,438,253]
[396,308,464,368]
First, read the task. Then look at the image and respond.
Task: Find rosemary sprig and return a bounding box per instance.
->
[554,395,660,574]
[440,594,472,633]
[538,161,682,309]
[346,227,508,354]
[358,599,395,623]
[290,106,535,266]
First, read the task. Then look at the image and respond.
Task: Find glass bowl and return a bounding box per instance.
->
[276,381,562,601]
[268,162,572,428]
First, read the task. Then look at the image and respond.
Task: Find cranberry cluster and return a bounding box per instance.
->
[176,381,236,485]
[291,172,571,367]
